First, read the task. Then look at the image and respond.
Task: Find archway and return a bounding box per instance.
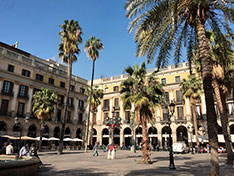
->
[148,127,158,147]
[176,126,188,144]
[113,128,120,145]
[92,128,97,145]
[230,124,234,147]
[124,127,132,148]
[28,124,37,137]
[102,128,109,146]
[162,126,171,148]
[0,121,7,135]
[135,127,142,146]
[65,127,71,138]
[76,128,82,139]
[13,123,21,137]
[42,125,49,146]
[54,126,60,138]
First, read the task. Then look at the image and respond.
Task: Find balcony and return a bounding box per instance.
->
[16,113,26,118]
[58,102,64,107]
[79,106,85,112]
[175,100,184,105]
[113,106,120,110]
[68,104,74,109]
[1,90,14,97]
[160,117,169,124]
[123,119,130,124]
[18,94,29,99]
[228,114,234,121]
[175,117,187,123]
[102,106,109,111]
[0,111,11,116]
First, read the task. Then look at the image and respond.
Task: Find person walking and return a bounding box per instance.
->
[19,144,29,157]
[6,143,14,155]
[93,142,99,157]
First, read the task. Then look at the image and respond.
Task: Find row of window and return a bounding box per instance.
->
[7,64,85,94]
[2,80,28,97]
[104,86,119,93]
[161,76,181,85]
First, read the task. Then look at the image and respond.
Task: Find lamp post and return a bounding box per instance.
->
[168,101,176,170]
[103,108,121,145]
[15,116,29,154]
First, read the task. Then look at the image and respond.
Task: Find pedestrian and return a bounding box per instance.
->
[6,143,14,155]
[19,143,30,157]
[93,142,99,156]
[1,142,8,155]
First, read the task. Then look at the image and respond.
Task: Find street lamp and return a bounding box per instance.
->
[15,116,29,154]
[103,108,121,145]
[168,101,176,170]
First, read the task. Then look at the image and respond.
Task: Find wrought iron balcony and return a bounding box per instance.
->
[175,117,187,123]
[1,90,14,97]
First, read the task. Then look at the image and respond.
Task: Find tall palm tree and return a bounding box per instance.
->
[125,1,234,174]
[207,31,234,164]
[58,19,82,154]
[180,75,203,147]
[32,88,57,151]
[84,36,103,152]
[85,86,104,146]
[120,62,164,164]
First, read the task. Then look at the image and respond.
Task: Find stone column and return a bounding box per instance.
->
[96,104,102,125]
[185,97,190,116]
[110,98,113,118]
[11,83,19,117]
[74,97,78,121]
[157,127,162,147]
[172,125,177,143]
[0,78,2,107]
[169,90,174,102]
[201,93,206,115]
[26,87,33,117]
[120,129,124,147]
[120,99,123,121]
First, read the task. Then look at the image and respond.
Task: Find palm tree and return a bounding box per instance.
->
[207,31,234,164]
[85,86,104,147]
[180,75,203,147]
[58,19,82,154]
[84,36,103,152]
[32,88,57,151]
[120,62,164,164]
[125,1,234,174]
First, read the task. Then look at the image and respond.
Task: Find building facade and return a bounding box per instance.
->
[0,42,87,143]
[0,41,234,148]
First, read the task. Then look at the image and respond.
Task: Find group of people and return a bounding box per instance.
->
[0,142,14,155]
[93,142,116,159]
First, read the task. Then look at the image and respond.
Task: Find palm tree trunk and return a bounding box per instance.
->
[89,113,96,147]
[213,79,234,164]
[39,120,44,151]
[191,101,200,147]
[85,60,96,152]
[196,19,219,175]
[58,60,72,155]
[141,111,150,164]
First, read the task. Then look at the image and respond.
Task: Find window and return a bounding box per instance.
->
[175,76,181,83]
[113,86,119,92]
[22,69,30,77]
[68,97,73,107]
[58,95,64,105]
[80,88,85,94]
[17,102,25,117]
[196,105,202,119]
[8,64,14,72]
[103,99,109,110]
[57,109,61,122]
[2,81,13,94]
[176,90,183,102]
[162,105,169,120]
[67,111,71,123]
[161,78,166,85]
[79,100,84,110]
[70,85,74,91]
[105,87,109,93]
[228,103,234,115]
[0,99,9,115]
[60,81,65,88]
[177,106,184,119]
[164,92,169,103]
[125,111,131,124]
[78,113,83,122]
[36,74,43,81]
[48,78,54,85]
[114,98,119,108]
[18,85,28,97]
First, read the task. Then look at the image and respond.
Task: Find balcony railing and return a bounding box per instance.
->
[160,117,169,124]
[68,104,74,109]
[16,113,26,118]
[1,90,14,97]
[18,94,29,99]
[175,117,187,123]
[103,106,109,111]
[0,111,11,116]
[113,106,120,110]
[228,114,234,121]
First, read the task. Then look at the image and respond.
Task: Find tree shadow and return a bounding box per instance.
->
[38,165,110,176]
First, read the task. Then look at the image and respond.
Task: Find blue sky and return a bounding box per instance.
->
[1,0,158,80]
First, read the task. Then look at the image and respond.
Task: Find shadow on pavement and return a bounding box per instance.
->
[38,151,84,156]
[38,165,110,176]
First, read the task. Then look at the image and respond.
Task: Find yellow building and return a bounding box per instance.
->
[0,41,234,149]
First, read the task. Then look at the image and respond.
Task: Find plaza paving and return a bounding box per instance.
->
[38,150,234,176]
